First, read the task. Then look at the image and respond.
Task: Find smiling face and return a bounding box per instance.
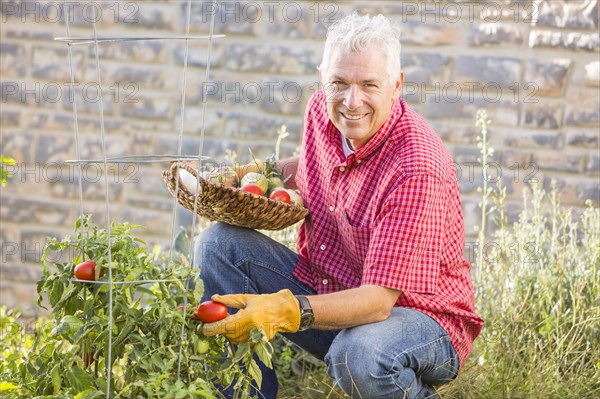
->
[321,46,403,150]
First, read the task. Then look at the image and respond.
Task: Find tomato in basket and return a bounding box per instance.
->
[241,183,264,196]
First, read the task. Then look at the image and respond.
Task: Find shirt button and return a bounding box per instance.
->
[322,279,328,285]
[329,205,334,212]
[356,159,362,164]
[320,244,326,251]
[339,166,346,172]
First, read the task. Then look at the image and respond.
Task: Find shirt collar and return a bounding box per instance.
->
[340,133,355,157]
[355,98,404,161]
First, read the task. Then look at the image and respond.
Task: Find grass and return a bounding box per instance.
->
[438,183,599,399]
[438,113,599,398]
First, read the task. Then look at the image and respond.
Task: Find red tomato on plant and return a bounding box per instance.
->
[269,189,291,204]
[74,260,104,281]
[194,301,228,323]
[240,183,264,196]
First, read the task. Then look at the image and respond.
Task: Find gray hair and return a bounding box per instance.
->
[319,12,402,84]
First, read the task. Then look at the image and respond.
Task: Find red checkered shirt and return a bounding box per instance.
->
[294,90,484,367]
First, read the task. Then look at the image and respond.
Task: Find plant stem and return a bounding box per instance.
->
[475,110,492,296]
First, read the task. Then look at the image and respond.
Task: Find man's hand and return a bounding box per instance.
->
[202,289,300,344]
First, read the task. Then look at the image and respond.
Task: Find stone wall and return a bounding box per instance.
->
[1,0,599,315]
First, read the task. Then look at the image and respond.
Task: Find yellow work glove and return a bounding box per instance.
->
[202,289,300,344]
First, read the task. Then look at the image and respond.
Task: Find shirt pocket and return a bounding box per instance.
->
[336,210,372,273]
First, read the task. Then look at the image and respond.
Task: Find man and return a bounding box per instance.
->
[195,12,483,399]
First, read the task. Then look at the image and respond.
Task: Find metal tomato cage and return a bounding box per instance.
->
[56,1,223,396]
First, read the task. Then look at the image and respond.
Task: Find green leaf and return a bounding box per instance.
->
[232,343,249,363]
[151,353,164,369]
[36,278,48,309]
[73,322,95,344]
[65,293,85,315]
[174,229,191,257]
[132,333,152,348]
[0,381,20,391]
[247,358,263,391]
[0,155,16,165]
[159,325,168,343]
[191,380,218,399]
[65,366,95,391]
[112,322,135,348]
[74,388,104,399]
[48,279,65,308]
[253,341,273,369]
[51,315,84,341]
[51,364,61,394]
[0,155,16,186]
[52,286,81,315]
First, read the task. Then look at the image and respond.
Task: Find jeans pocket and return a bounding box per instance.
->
[418,335,459,385]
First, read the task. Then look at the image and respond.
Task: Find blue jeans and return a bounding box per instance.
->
[194,223,459,399]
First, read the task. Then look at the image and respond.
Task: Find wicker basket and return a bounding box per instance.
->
[162,162,309,230]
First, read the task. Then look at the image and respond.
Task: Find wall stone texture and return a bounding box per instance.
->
[1,0,599,315]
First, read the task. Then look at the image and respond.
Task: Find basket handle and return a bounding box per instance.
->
[170,161,199,176]
[170,161,203,195]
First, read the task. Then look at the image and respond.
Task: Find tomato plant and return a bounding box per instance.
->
[0,216,273,399]
[194,300,228,323]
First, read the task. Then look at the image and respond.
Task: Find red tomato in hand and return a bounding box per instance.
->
[269,189,291,204]
[240,183,264,196]
[74,260,104,281]
[194,301,228,323]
